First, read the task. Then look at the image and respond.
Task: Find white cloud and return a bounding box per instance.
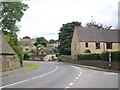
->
[18,0,119,40]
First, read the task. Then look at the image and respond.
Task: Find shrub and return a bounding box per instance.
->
[111,51,120,61]
[24,52,33,60]
[77,53,101,60]
[101,51,109,61]
[101,51,120,61]
[58,55,65,61]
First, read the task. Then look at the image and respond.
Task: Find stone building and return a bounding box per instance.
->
[30,48,56,61]
[19,38,36,52]
[71,26,120,59]
[0,34,20,71]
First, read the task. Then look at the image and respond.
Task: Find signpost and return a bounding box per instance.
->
[109,52,112,69]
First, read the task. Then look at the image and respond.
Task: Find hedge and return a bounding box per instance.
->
[101,51,120,61]
[77,51,120,62]
[77,53,101,60]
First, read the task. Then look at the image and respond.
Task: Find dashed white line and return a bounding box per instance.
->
[69,83,74,86]
[76,77,79,80]
[0,65,58,89]
[78,74,81,77]
[65,65,82,88]
[65,87,70,88]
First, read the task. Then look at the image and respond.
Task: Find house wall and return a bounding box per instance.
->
[71,29,80,59]
[72,41,120,59]
[21,46,36,52]
[105,43,119,52]
[80,42,119,53]
[79,42,104,53]
[0,55,20,71]
[44,54,56,61]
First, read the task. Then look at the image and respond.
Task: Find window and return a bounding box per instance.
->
[75,44,76,50]
[41,51,44,54]
[25,48,29,51]
[96,43,100,49]
[25,43,29,46]
[106,42,112,49]
[85,43,88,48]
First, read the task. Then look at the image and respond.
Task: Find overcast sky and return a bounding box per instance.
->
[18,0,119,40]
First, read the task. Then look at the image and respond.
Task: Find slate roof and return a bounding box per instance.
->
[38,48,55,55]
[0,33,15,55]
[19,38,36,47]
[75,26,119,42]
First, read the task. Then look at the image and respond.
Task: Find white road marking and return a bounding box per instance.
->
[69,83,74,86]
[0,65,58,89]
[104,72,118,75]
[65,65,82,88]
[76,77,79,80]
[78,74,81,77]
[65,87,70,88]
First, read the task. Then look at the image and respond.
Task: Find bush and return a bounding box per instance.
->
[101,51,120,61]
[101,51,109,61]
[58,55,65,61]
[77,53,101,60]
[24,52,33,60]
[13,46,24,66]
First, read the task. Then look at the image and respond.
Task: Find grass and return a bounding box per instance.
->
[23,62,40,72]
[0,62,40,73]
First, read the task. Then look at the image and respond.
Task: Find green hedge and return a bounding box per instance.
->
[101,51,120,61]
[77,53,101,60]
[77,51,120,62]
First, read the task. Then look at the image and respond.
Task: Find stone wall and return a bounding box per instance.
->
[0,55,20,71]
[63,56,120,71]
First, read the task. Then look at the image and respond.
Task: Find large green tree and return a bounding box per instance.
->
[1,2,28,35]
[0,2,28,66]
[58,21,81,55]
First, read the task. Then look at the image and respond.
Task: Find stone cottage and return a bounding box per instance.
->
[0,34,20,71]
[30,48,56,61]
[71,26,120,59]
[19,38,36,53]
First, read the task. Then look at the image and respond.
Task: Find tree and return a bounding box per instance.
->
[1,2,28,35]
[58,21,81,55]
[49,39,55,44]
[1,2,28,66]
[86,21,112,30]
[36,37,48,47]
[23,36,31,39]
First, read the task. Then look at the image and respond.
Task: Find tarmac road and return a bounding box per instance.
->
[1,61,119,88]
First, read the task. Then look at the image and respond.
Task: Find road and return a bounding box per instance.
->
[1,61,119,88]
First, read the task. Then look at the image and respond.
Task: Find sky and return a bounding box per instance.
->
[18,0,119,40]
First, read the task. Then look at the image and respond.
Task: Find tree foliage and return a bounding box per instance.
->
[86,21,112,30]
[58,21,81,55]
[23,36,31,39]
[49,39,58,44]
[1,2,28,35]
[1,2,28,66]
[49,39,55,44]
[35,37,48,47]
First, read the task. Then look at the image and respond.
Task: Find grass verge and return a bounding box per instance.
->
[23,62,40,72]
